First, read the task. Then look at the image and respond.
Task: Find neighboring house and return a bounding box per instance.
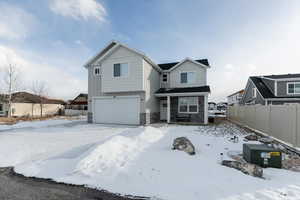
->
[216,102,228,111]
[65,93,88,110]
[0,95,9,117]
[208,102,216,110]
[84,40,211,125]
[227,89,244,106]
[241,74,300,105]
[0,92,65,117]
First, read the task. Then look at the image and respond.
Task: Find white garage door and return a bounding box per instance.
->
[93,96,140,125]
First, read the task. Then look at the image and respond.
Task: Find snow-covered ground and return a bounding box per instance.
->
[0,119,300,200]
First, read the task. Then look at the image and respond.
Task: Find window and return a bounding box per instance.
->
[113,63,129,77]
[178,97,198,113]
[253,88,257,98]
[162,74,168,82]
[180,72,196,84]
[287,82,300,94]
[94,67,100,76]
[0,104,2,112]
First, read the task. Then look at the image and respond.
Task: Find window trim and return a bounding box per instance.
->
[178,97,199,114]
[180,71,196,84]
[94,67,101,76]
[113,62,129,78]
[253,88,257,98]
[162,73,168,82]
[287,82,300,95]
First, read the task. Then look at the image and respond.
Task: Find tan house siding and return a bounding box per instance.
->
[169,61,207,88]
[10,103,63,117]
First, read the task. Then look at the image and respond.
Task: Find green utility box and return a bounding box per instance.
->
[243,144,282,168]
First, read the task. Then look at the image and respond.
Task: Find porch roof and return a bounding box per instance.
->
[155,86,210,96]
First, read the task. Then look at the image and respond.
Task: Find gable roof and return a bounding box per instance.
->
[263,73,300,79]
[158,59,210,70]
[249,77,300,99]
[159,58,210,72]
[83,40,161,71]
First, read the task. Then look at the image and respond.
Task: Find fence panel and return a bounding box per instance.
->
[228,105,299,148]
[254,106,270,134]
[269,105,297,146]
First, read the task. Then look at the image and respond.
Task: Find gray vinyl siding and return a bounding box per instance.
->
[261,78,275,94]
[169,61,207,88]
[276,81,300,96]
[170,96,205,123]
[241,79,265,105]
[256,92,265,105]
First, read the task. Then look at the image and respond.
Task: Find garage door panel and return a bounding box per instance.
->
[93,96,140,125]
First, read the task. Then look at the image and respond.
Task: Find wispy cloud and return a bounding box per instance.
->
[0,3,37,40]
[0,45,87,99]
[50,0,107,22]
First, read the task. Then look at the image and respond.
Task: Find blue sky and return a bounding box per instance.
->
[0,0,300,101]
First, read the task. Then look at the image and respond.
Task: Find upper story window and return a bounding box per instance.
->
[180,72,196,84]
[287,82,300,94]
[94,67,100,76]
[113,63,129,77]
[178,97,198,113]
[162,74,168,82]
[253,88,257,98]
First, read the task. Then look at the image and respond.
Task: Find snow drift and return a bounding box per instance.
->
[74,127,164,177]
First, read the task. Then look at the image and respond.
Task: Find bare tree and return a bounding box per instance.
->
[2,64,21,117]
[31,81,48,118]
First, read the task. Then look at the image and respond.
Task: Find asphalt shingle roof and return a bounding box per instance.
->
[158,59,209,70]
[263,74,300,79]
[155,86,210,94]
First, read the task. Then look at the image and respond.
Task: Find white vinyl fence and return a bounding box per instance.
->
[65,109,87,116]
[228,105,300,148]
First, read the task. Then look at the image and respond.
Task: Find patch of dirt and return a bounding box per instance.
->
[0,167,148,200]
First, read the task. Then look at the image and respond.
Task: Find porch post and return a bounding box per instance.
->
[204,94,208,124]
[167,95,170,123]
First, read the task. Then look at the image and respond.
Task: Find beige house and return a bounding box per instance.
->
[84,40,211,125]
[0,92,65,117]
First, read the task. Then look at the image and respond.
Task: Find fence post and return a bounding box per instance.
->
[296,105,299,147]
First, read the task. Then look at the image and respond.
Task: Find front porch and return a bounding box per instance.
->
[155,86,210,124]
[156,95,208,124]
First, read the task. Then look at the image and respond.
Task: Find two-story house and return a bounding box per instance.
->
[227,89,244,106]
[84,41,211,125]
[241,74,300,105]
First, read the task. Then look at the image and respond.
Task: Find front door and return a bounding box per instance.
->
[160,100,167,120]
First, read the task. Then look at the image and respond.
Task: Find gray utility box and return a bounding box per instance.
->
[243,144,282,168]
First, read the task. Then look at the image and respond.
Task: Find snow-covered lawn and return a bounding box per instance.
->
[0,119,300,200]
